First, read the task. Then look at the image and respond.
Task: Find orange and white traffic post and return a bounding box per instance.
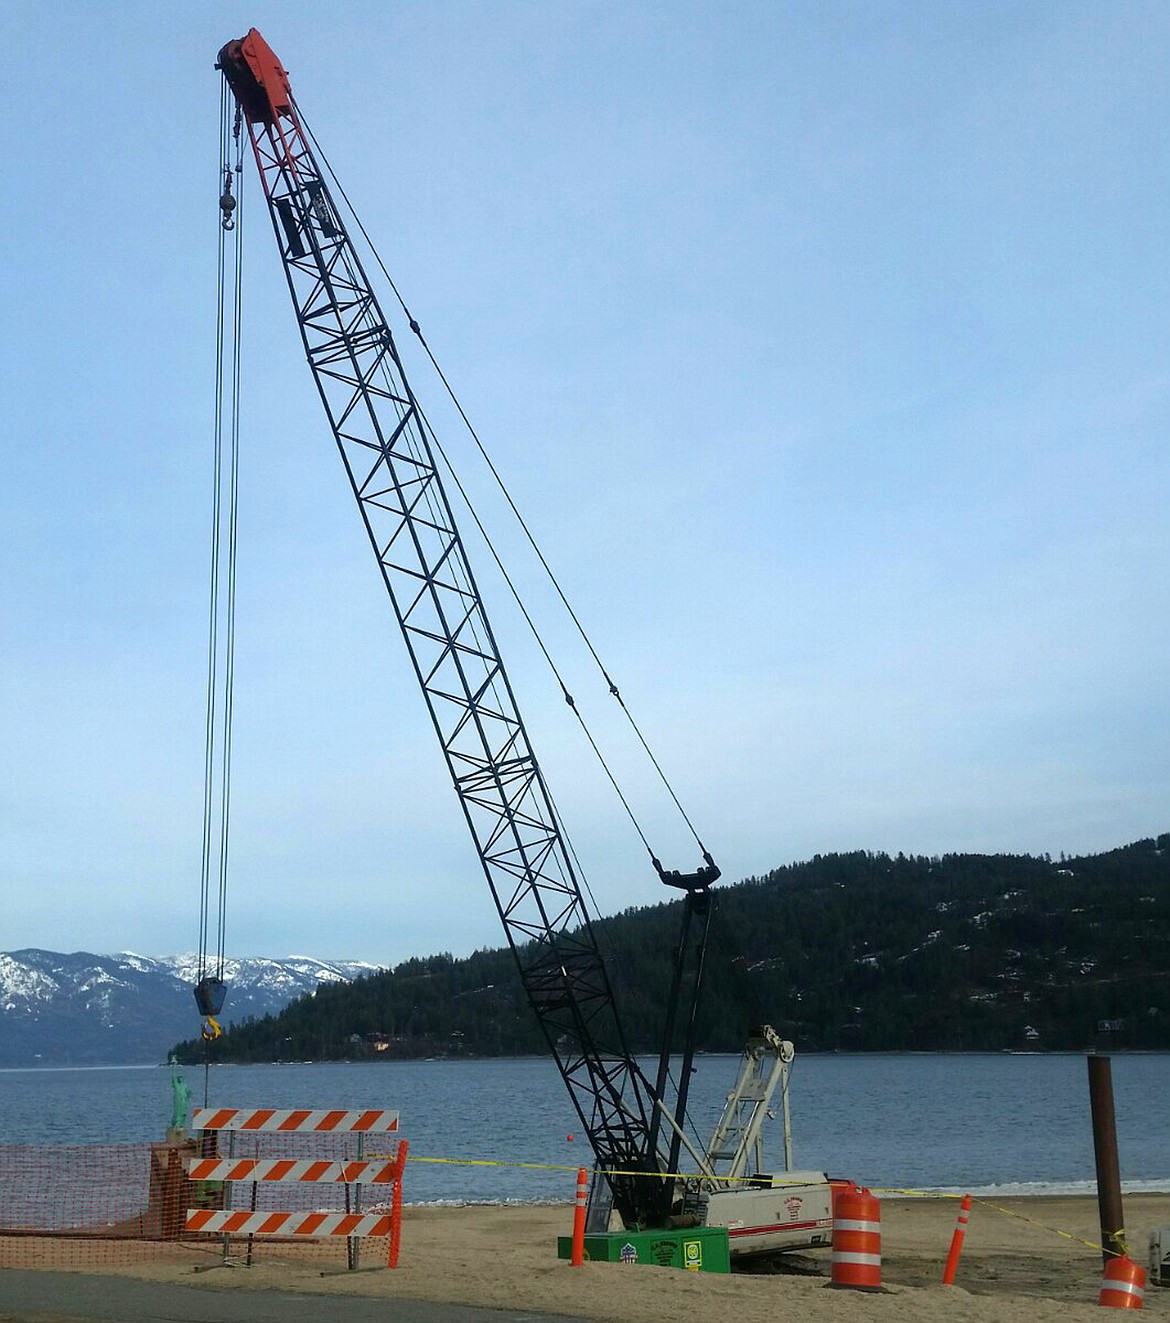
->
[570,1167,588,1266]
[942,1193,971,1285]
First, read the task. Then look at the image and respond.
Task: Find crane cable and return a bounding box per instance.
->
[300,112,713,869]
[195,84,245,1086]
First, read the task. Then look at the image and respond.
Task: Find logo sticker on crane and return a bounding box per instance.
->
[684,1240,703,1270]
[651,1240,676,1266]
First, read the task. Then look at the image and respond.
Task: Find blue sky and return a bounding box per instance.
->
[2,2,1167,965]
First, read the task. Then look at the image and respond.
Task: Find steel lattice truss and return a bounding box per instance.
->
[235,102,670,1220]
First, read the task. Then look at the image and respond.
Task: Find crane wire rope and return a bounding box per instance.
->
[361,279,651,907]
[309,209,603,906]
[196,86,244,1099]
[300,111,711,864]
[374,375,615,910]
[296,105,652,916]
[354,270,615,914]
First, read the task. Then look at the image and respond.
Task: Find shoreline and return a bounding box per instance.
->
[8,1047,1170,1070]
[392,1180,1170,1203]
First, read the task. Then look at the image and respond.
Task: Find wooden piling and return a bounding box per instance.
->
[1087,1053,1126,1267]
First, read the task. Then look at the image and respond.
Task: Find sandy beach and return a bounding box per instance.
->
[7,1194,1168,1322]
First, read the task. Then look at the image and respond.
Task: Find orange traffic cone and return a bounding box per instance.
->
[1099,1255,1145,1309]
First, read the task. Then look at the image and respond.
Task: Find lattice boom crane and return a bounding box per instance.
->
[215,29,837,1249]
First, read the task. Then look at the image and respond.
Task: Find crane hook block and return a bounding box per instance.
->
[194,976,227,1018]
[652,851,721,892]
[220,175,237,231]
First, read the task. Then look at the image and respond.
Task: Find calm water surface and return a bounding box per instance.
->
[2,1054,1167,1203]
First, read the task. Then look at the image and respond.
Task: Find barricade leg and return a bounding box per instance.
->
[388,1140,408,1269]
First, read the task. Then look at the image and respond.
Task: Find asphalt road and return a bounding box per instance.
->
[0,1271,593,1323]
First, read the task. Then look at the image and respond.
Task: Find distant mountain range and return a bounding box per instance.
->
[0,951,380,1066]
[10,834,1170,1069]
[175,835,1170,1062]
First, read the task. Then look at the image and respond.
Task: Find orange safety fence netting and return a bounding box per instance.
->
[0,1138,399,1270]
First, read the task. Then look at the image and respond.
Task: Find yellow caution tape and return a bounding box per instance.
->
[377,1154,577,1172]
[366,1151,833,1187]
[969,1196,1109,1255]
[359,1157,1135,1259]
[868,1185,1118,1257]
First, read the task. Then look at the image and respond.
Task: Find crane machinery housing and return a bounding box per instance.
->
[213,27,837,1257]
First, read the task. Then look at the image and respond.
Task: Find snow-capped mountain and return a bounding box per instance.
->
[0,950,382,1066]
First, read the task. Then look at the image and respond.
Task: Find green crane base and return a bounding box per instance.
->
[556,1226,730,1273]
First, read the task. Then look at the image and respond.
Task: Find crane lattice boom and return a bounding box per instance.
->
[217,28,677,1224]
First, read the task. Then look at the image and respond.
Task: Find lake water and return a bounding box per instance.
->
[2,1053,1167,1204]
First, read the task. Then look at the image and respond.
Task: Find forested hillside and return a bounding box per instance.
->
[172,835,1170,1062]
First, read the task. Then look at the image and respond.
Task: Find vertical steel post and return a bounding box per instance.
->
[221,1129,235,1264]
[348,1132,364,1270]
[1087,1054,1125,1266]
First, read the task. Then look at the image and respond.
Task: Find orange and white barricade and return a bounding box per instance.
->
[187,1107,407,1268]
[191,1107,400,1134]
[186,1208,397,1239]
